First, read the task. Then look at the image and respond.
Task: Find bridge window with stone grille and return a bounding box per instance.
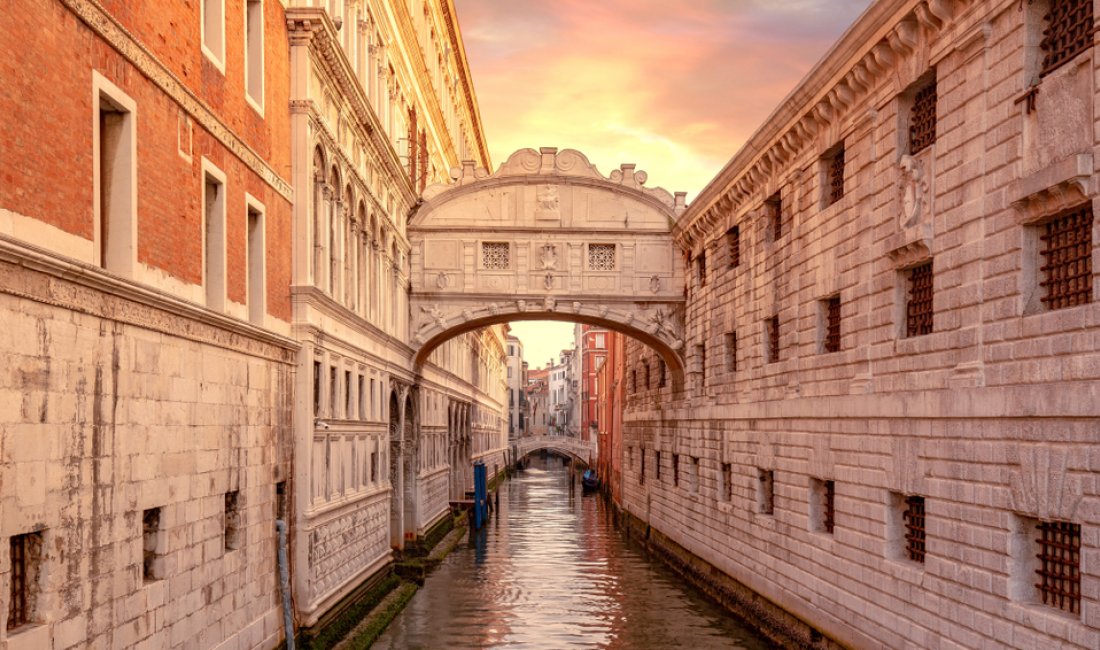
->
[905,261,934,337]
[726,226,741,268]
[824,144,845,207]
[908,78,937,155]
[1040,0,1094,77]
[588,243,616,271]
[1040,204,1093,310]
[8,531,42,631]
[903,496,926,564]
[482,242,510,270]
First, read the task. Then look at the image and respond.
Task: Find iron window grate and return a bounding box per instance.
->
[673,453,680,487]
[727,226,741,268]
[1035,520,1081,614]
[8,532,41,631]
[824,296,841,353]
[1041,204,1093,310]
[759,469,775,515]
[827,147,845,206]
[906,261,934,337]
[768,193,783,240]
[697,251,707,287]
[904,496,926,563]
[767,316,780,363]
[909,80,937,154]
[822,480,836,534]
[1041,0,1094,77]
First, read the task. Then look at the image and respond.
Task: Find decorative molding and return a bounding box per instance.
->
[1009,153,1094,224]
[59,0,293,201]
[1009,445,1083,521]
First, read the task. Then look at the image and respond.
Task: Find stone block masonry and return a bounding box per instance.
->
[621,0,1100,648]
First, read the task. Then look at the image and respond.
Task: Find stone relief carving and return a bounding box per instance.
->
[516,299,527,312]
[419,304,447,331]
[898,154,927,229]
[543,297,556,311]
[1009,444,1083,521]
[538,243,558,270]
[535,185,560,220]
[435,272,449,289]
[649,275,661,293]
[543,273,554,290]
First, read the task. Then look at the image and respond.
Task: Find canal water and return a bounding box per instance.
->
[372,455,776,649]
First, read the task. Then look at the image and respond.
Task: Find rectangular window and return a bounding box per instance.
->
[370,448,378,483]
[344,370,352,419]
[247,201,265,325]
[358,376,366,421]
[594,333,606,348]
[757,469,774,515]
[695,344,706,385]
[672,453,680,487]
[330,366,338,417]
[313,360,321,416]
[906,261,934,337]
[142,508,163,582]
[903,495,926,564]
[224,491,241,551]
[811,478,835,534]
[823,295,841,353]
[1041,204,1093,310]
[721,463,733,502]
[640,448,646,485]
[725,332,737,372]
[655,451,662,481]
[482,242,510,269]
[657,359,667,388]
[95,76,136,276]
[690,457,700,494]
[203,162,227,311]
[202,0,226,69]
[244,0,264,111]
[370,378,376,420]
[908,78,937,154]
[1040,0,1094,77]
[766,316,780,364]
[275,481,287,521]
[696,251,707,287]
[726,225,741,268]
[767,192,783,240]
[824,145,845,207]
[588,243,616,271]
[1035,520,1082,614]
[8,531,43,630]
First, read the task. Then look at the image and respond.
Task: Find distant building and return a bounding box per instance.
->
[506,335,528,440]
[547,350,576,434]
[526,367,550,436]
[575,325,609,441]
[595,331,625,502]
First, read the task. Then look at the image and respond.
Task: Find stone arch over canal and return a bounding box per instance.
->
[407,147,689,383]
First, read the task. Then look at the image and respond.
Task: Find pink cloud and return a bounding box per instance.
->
[455,0,871,198]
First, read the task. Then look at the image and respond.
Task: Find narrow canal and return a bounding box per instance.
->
[372,455,777,649]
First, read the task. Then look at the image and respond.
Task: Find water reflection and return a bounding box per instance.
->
[373,455,776,649]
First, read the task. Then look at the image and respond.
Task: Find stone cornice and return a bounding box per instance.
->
[287,8,417,208]
[439,0,492,168]
[0,234,299,362]
[674,0,966,250]
[59,0,293,202]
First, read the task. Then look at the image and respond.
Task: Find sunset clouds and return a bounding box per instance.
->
[455,0,871,198]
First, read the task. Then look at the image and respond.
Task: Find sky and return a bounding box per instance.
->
[453,0,872,368]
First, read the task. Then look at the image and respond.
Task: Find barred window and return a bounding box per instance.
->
[697,251,707,287]
[640,448,646,485]
[1041,0,1094,77]
[1041,204,1093,310]
[482,242,510,270]
[813,479,836,534]
[1035,520,1081,614]
[655,451,662,481]
[766,316,780,363]
[758,469,774,515]
[725,331,737,372]
[906,261,934,337]
[824,295,841,353]
[657,359,667,388]
[727,226,741,268]
[8,531,43,631]
[672,453,681,487]
[767,192,783,240]
[143,508,163,581]
[224,491,241,551]
[903,496,926,564]
[825,145,845,207]
[588,243,616,271]
[721,463,733,502]
[908,79,937,154]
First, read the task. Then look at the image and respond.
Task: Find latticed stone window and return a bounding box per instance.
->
[903,496,926,564]
[825,145,845,207]
[1040,204,1093,310]
[823,295,841,353]
[906,261,934,337]
[767,192,783,240]
[908,78,937,155]
[587,243,616,271]
[482,242,510,270]
[8,531,42,631]
[1035,520,1081,614]
[726,226,741,268]
[766,316,780,363]
[1041,0,1094,77]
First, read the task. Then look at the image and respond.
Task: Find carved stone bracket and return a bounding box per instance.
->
[1009,153,1094,225]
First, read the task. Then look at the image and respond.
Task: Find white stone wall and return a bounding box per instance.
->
[623,0,1100,648]
[0,258,294,650]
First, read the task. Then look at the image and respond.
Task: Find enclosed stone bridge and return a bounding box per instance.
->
[513,435,597,467]
[407,147,688,380]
